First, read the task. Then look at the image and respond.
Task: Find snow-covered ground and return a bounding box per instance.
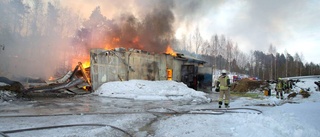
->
[0,77,320,137]
[94,80,210,103]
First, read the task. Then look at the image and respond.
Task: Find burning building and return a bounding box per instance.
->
[90,47,211,92]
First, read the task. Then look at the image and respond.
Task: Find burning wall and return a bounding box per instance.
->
[90,48,184,90]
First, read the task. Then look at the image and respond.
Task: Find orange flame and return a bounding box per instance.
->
[165,46,177,56]
[71,57,90,69]
[82,61,90,68]
[104,44,111,50]
[48,76,54,81]
[131,36,144,49]
[133,36,139,44]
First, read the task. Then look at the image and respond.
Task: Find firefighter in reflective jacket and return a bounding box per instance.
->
[275,78,284,99]
[215,69,231,108]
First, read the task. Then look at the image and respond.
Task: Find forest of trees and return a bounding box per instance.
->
[176,30,320,80]
[0,0,319,80]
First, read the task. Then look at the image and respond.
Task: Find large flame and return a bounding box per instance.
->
[82,61,90,68]
[165,46,177,56]
[70,36,173,72]
[71,57,90,69]
[71,37,121,70]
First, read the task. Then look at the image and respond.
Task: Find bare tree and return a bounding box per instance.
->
[284,49,288,77]
[210,34,220,76]
[46,2,59,37]
[226,40,233,72]
[213,34,220,68]
[294,52,301,76]
[180,34,187,51]
[268,44,276,79]
[299,52,304,76]
[219,35,227,69]
[201,40,210,55]
[233,43,239,63]
[188,34,192,52]
[193,26,203,57]
[8,0,30,35]
[249,50,255,76]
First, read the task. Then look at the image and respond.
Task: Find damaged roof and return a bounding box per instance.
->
[176,53,206,64]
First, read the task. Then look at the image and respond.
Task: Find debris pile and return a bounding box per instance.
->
[23,62,91,94]
[299,89,310,98]
[0,90,17,101]
[287,92,297,99]
[230,78,263,92]
[0,77,25,101]
[0,81,24,93]
[287,89,310,99]
[1,62,91,99]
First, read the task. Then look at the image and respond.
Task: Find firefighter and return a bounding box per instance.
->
[285,78,293,93]
[275,78,284,99]
[215,69,231,108]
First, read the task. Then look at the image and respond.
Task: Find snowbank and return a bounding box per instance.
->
[94,80,210,103]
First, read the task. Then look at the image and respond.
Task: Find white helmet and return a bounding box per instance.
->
[221,69,227,74]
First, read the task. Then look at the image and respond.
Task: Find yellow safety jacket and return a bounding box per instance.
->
[218,75,230,90]
[276,80,283,90]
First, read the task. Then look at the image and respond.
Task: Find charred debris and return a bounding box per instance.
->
[0,62,91,99]
[28,62,91,96]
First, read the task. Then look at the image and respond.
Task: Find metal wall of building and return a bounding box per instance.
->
[90,49,127,90]
[90,49,185,90]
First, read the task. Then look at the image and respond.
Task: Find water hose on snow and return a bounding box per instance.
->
[0,107,262,137]
[0,107,263,118]
[147,107,262,115]
[0,124,132,137]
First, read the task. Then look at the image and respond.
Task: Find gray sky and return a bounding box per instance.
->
[176,0,320,63]
[61,0,320,63]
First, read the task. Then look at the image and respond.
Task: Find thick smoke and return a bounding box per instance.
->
[0,1,78,81]
[0,0,214,81]
[73,1,176,54]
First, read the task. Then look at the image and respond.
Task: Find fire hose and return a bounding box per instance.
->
[0,107,262,118]
[0,124,132,137]
[0,107,262,137]
[146,107,262,115]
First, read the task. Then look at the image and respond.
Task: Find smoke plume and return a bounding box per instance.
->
[0,0,214,81]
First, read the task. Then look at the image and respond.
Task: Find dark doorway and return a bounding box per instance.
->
[181,65,198,90]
